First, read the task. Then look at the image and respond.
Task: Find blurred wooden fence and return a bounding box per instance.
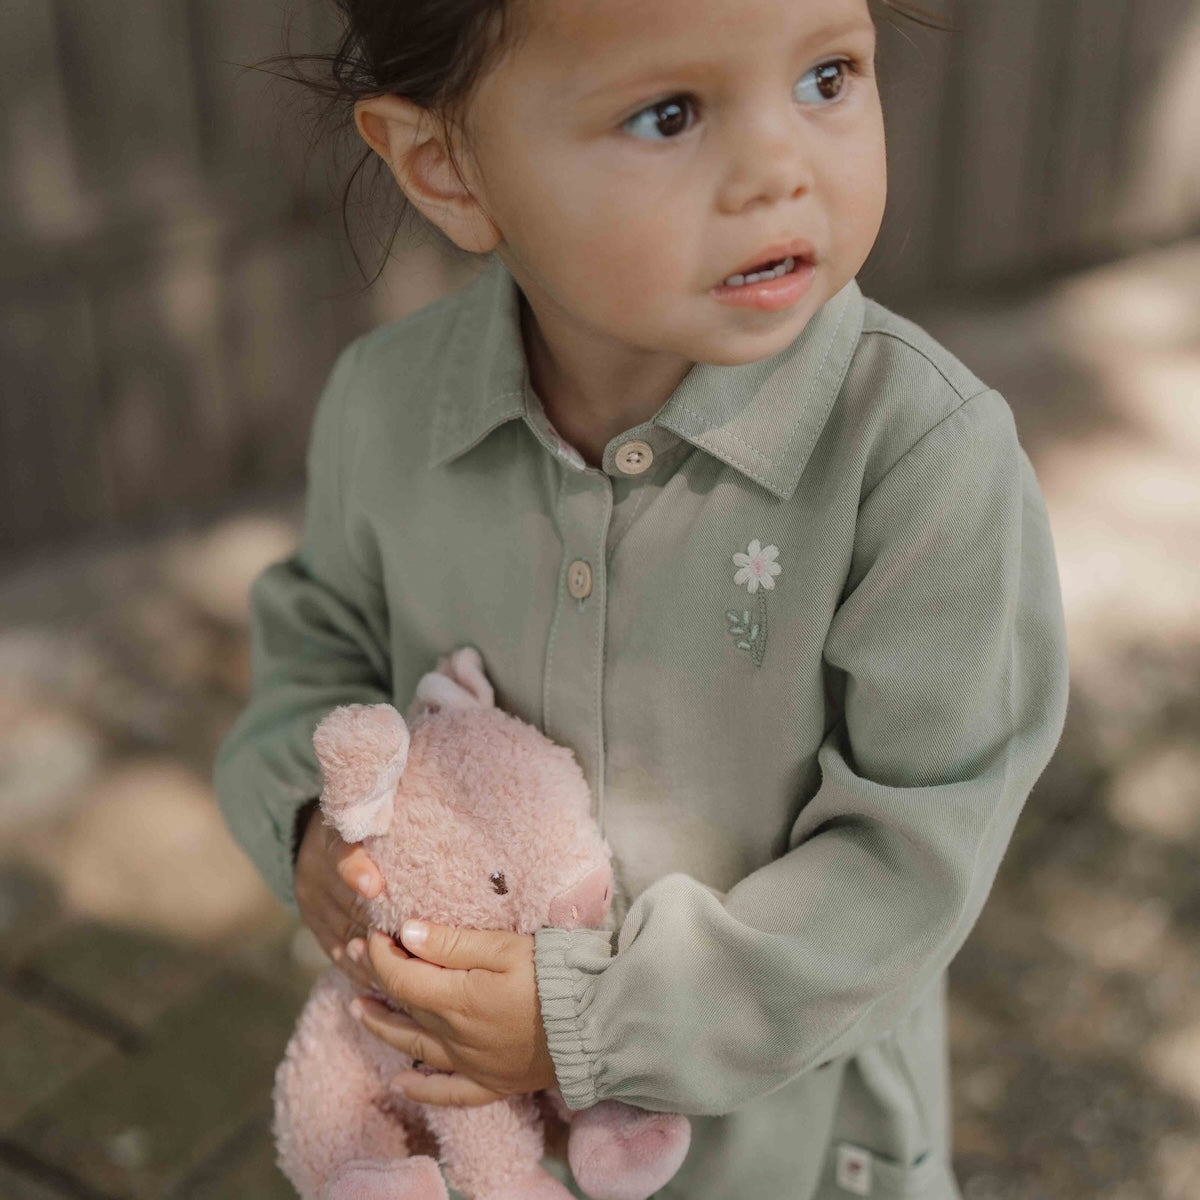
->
[2,0,1198,561]
[869,0,1200,293]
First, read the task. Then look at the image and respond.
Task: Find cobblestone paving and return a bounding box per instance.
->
[0,245,1197,1198]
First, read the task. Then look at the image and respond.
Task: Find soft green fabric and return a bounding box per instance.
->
[214,256,1068,1199]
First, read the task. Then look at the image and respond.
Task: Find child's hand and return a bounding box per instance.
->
[349,922,557,1107]
[293,803,385,993]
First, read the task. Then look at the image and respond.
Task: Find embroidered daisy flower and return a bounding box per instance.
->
[733,539,781,593]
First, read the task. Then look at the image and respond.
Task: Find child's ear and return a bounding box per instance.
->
[407,645,496,720]
[353,95,500,255]
[313,704,410,842]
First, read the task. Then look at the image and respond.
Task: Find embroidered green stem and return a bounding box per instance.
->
[754,590,768,667]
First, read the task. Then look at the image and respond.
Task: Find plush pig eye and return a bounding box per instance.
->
[489,871,508,896]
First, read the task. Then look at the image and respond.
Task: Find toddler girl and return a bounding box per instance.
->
[215,0,1069,1196]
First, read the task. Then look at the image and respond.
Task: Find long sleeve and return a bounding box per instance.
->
[213,341,392,908]
[535,389,1069,1115]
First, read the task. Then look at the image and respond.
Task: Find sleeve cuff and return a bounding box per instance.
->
[534,927,615,1110]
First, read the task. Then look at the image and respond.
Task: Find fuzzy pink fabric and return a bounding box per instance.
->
[568,1103,692,1200]
[273,648,689,1200]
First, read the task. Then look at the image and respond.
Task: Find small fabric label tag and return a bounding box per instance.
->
[835,1143,873,1195]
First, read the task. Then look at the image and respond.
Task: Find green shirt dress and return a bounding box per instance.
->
[214,256,1070,1199]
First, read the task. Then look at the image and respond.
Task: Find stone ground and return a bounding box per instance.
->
[0,242,1197,1199]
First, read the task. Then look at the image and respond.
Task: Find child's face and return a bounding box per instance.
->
[461,0,887,366]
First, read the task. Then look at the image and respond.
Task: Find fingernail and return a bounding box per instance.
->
[349,998,364,1020]
[355,873,375,896]
[401,920,427,949]
[346,939,365,963]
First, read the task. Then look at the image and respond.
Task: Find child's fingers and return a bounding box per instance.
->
[327,886,372,945]
[335,843,384,899]
[310,919,376,991]
[332,944,377,992]
[342,937,387,991]
[338,958,375,994]
[392,1069,505,1108]
[350,996,455,1071]
[365,929,449,1017]
[294,810,383,986]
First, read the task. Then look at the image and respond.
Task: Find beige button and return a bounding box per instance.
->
[614,440,654,475]
[567,560,593,599]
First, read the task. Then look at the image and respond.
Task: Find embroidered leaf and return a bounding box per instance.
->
[727,597,767,668]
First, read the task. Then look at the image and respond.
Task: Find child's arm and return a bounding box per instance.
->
[535,390,1070,1116]
[213,340,392,911]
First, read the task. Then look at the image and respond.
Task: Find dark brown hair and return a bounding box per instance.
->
[264,0,952,279]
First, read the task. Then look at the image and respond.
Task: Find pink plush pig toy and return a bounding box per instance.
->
[273,647,690,1200]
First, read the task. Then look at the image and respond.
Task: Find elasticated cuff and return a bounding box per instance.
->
[534,927,615,1110]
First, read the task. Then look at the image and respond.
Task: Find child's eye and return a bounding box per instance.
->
[622,95,698,141]
[622,58,856,141]
[795,59,853,106]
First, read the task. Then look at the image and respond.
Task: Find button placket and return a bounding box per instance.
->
[543,470,613,827]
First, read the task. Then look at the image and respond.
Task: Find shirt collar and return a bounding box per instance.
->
[429,255,865,500]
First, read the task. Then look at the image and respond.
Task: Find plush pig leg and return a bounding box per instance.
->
[319,1158,447,1200]
[418,1094,574,1200]
[275,973,446,1200]
[568,1101,691,1200]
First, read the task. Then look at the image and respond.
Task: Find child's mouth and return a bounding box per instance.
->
[711,251,816,312]
[720,256,798,288]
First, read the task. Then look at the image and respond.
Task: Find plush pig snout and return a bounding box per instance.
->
[548,864,613,930]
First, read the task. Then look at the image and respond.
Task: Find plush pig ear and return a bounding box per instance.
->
[408,645,495,719]
[313,704,409,842]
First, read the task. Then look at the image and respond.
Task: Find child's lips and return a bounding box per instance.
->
[719,238,817,285]
[710,257,818,313]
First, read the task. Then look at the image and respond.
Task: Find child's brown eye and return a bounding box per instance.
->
[796,59,852,106]
[489,871,508,895]
[622,94,698,141]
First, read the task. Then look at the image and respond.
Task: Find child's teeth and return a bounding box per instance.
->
[723,256,795,287]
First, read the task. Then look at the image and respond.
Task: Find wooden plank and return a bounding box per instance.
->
[170,1111,297,1200]
[51,0,202,217]
[218,224,357,491]
[864,13,957,302]
[0,987,114,1132]
[91,248,235,525]
[0,1,89,247]
[190,0,351,212]
[944,0,1048,282]
[1110,0,1200,242]
[0,1161,74,1200]
[189,0,310,179]
[11,970,300,1199]
[0,281,106,555]
[1039,0,1136,254]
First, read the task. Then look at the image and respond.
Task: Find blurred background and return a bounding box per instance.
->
[1,1,1198,1197]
